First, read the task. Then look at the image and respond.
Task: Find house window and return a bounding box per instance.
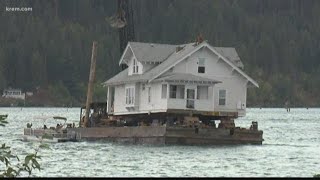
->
[142,84,145,91]
[198,58,205,73]
[161,84,167,99]
[148,87,151,103]
[186,89,195,109]
[169,85,177,98]
[125,87,135,105]
[219,89,226,106]
[177,86,185,99]
[197,86,208,99]
[169,85,184,99]
[133,58,139,74]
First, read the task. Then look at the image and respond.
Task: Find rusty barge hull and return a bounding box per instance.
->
[67,126,263,145]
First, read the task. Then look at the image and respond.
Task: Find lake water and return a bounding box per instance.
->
[0,107,319,177]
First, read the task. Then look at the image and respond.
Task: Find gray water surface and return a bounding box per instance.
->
[0,107,319,177]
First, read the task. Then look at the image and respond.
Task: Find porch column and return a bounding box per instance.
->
[211,85,215,111]
[167,83,170,98]
[107,86,111,113]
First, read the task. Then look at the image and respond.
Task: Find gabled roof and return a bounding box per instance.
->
[205,43,259,87]
[146,42,205,82]
[148,41,259,88]
[214,47,244,69]
[104,41,258,88]
[119,42,177,65]
[120,42,245,69]
[103,69,149,86]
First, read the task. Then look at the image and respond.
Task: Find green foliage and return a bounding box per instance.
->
[48,81,73,106]
[0,0,320,106]
[0,98,25,107]
[93,82,107,102]
[314,174,320,178]
[0,143,41,177]
[0,115,8,127]
[0,115,49,177]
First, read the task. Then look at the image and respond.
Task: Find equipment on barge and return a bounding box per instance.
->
[72,102,263,145]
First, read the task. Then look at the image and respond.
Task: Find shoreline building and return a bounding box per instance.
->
[2,88,26,100]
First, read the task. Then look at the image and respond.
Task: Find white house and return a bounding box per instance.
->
[2,88,25,100]
[103,40,258,118]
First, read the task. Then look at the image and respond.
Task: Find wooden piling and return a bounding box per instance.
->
[83,41,98,127]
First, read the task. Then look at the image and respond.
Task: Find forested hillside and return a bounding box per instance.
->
[0,0,320,107]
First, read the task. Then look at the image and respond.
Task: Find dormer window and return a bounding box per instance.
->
[133,58,139,74]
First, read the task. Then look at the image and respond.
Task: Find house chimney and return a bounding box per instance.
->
[194,33,204,46]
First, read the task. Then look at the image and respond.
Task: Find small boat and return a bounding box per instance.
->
[23,116,77,143]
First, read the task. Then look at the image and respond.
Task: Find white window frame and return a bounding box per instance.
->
[218,89,226,106]
[186,88,195,109]
[132,58,139,74]
[169,85,185,99]
[198,58,205,73]
[125,87,135,106]
[169,85,177,99]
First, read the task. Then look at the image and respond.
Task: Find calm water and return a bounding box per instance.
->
[0,107,319,177]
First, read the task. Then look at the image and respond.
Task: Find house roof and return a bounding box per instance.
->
[214,47,244,69]
[154,73,222,85]
[104,41,258,88]
[128,42,177,63]
[3,88,22,92]
[103,69,149,86]
[105,42,201,86]
[146,42,203,82]
[103,70,221,86]
[148,41,259,87]
[120,42,245,69]
[205,43,259,87]
[119,42,177,65]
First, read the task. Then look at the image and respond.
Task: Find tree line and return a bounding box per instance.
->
[0,0,319,107]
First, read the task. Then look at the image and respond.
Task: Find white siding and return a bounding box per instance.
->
[139,82,167,112]
[128,56,143,75]
[172,47,248,116]
[167,84,214,111]
[112,82,167,115]
[113,46,250,116]
[113,85,127,113]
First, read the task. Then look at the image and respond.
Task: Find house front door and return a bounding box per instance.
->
[186,89,195,109]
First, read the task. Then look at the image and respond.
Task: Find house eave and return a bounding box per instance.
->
[163,80,221,85]
[148,41,259,88]
[148,41,207,83]
[103,79,148,87]
[118,43,139,66]
[204,43,259,88]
